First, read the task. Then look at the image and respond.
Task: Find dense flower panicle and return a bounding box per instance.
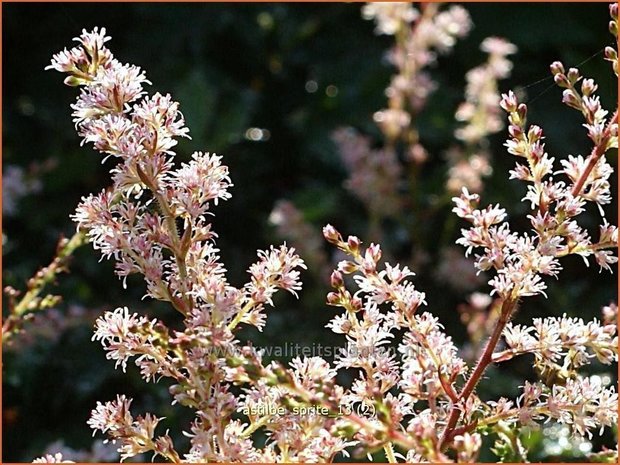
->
[510,378,618,440]
[45,6,618,461]
[332,127,403,219]
[414,5,471,54]
[322,225,468,457]
[336,4,474,231]
[131,93,190,154]
[92,307,160,373]
[399,312,467,401]
[497,312,618,369]
[455,37,517,144]
[242,245,307,316]
[453,81,617,299]
[447,37,516,194]
[375,3,471,125]
[87,394,135,436]
[87,395,178,462]
[168,152,232,218]
[48,27,315,463]
[559,154,613,208]
[71,64,149,124]
[46,28,113,81]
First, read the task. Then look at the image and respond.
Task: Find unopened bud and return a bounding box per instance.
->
[327,292,340,306]
[549,61,565,76]
[499,91,517,112]
[330,270,344,289]
[63,75,86,87]
[322,224,341,244]
[517,103,527,121]
[508,124,523,138]
[527,125,543,142]
[366,243,382,264]
[562,90,582,111]
[580,78,597,97]
[566,67,580,85]
[347,235,361,254]
[553,73,570,89]
[605,46,617,61]
[350,296,363,312]
[337,260,358,274]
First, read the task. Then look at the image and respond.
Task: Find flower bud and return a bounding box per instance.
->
[322,224,341,244]
[605,46,617,61]
[553,73,570,89]
[566,67,580,84]
[330,270,344,289]
[562,90,581,111]
[499,91,517,112]
[549,61,565,76]
[365,243,382,264]
[527,125,543,142]
[508,124,522,138]
[63,75,87,87]
[337,260,358,274]
[350,296,363,312]
[517,103,527,121]
[347,235,361,254]
[327,292,341,306]
[580,78,597,97]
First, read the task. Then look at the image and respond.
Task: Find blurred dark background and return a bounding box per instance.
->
[3,3,617,462]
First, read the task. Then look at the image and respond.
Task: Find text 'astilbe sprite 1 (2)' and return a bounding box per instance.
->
[38,4,618,463]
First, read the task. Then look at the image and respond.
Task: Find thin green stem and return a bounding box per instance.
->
[227,299,256,331]
[12,231,86,317]
[3,231,87,344]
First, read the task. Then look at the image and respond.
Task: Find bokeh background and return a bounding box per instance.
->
[3,2,617,462]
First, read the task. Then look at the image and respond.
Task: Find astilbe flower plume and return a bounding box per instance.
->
[331,3,514,257]
[447,37,517,194]
[43,28,329,462]
[34,5,619,462]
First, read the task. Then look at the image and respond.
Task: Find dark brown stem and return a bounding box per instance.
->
[439,296,519,449]
[571,110,618,197]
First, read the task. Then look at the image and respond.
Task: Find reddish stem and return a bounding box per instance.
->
[571,110,618,197]
[439,296,518,449]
